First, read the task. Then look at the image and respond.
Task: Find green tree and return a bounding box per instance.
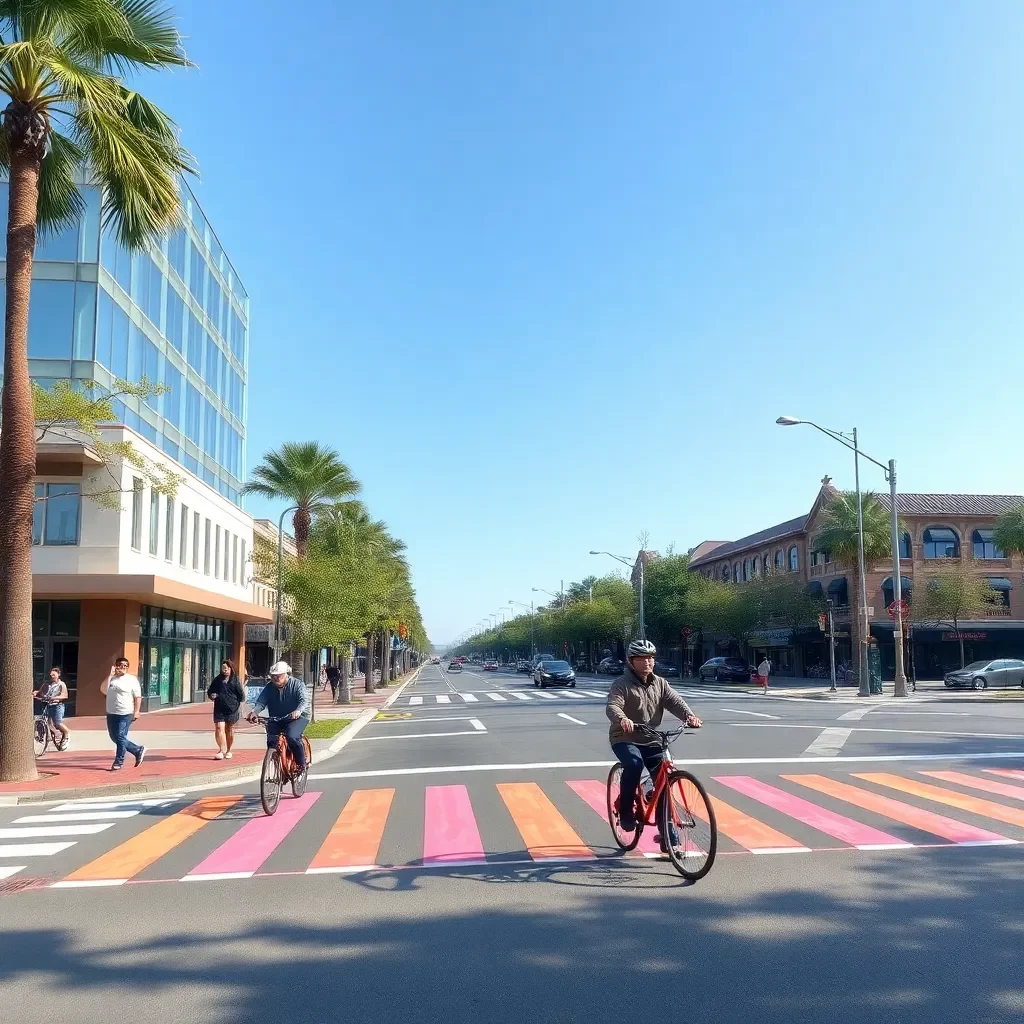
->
[243,442,361,558]
[642,553,698,645]
[0,1,194,782]
[994,503,1024,562]
[912,568,1000,669]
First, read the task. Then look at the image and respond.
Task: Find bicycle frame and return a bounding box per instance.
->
[255,717,303,781]
[628,727,686,827]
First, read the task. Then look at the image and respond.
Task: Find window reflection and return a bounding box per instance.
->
[28,281,75,359]
[973,529,1003,559]
[923,526,960,559]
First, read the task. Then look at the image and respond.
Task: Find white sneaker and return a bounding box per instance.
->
[214,751,225,760]
[224,752,233,759]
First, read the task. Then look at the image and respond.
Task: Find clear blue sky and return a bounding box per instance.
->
[146,1,1024,645]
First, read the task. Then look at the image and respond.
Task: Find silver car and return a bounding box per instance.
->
[943,659,1024,690]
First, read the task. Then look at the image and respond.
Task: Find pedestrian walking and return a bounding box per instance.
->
[325,662,341,701]
[101,656,145,771]
[33,666,70,750]
[757,655,771,694]
[207,659,246,760]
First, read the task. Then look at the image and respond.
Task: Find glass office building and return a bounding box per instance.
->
[0,169,248,504]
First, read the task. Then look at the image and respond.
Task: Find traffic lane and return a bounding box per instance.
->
[1,845,1020,1024]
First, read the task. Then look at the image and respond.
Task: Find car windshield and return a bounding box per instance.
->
[961,661,993,671]
[725,659,745,667]
[542,661,571,671]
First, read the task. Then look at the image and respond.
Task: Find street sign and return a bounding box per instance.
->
[888,600,910,621]
[818,614,827,632]
[681,626,692,639]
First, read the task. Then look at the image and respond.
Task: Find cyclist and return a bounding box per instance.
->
[606,639,702,851]
[33,666,70,750]
[246,661,309,776]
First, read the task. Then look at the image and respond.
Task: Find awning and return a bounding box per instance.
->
[806,581,824,598]
[882,575,914,590]
[826,577,847,594]
[987,577,1013,591]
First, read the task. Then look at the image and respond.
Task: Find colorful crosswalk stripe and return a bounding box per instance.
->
[783,774,1014,845]
[704,795,810,853]
[307,789,395,873]
[714,776,911,850]
[565,780,660,856]
[855,773,1024,828]
[422,785,486,865]
[185,792,322,881]
[57,794,242,885]
[986,769,1024,782]
[921,770,1024,803]
[497,782,594,860]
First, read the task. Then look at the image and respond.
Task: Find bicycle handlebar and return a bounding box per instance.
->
[631,723,689,746]
[250,713,295,725]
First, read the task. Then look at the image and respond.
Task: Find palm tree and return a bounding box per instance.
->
[813,491,898,694]
[994,503,1024,562]
[0,1,192,783]
[243,442,361,557]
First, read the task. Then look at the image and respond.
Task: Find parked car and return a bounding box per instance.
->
[483,660,499,671]
[597,657,624,675]
[516,659,532,673]
[944,659,1024,690]
[655,661,680,678]
[533,659,576,688]
[698,656,751,682]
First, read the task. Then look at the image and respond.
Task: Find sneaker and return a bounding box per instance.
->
[619,809,637,832]
[224,752,233,759]
[214,751,225,760]
[57,736,69,751]
[110,763,123,772]
[134,745,146,768]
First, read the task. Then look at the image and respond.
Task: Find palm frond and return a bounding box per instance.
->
[2,0,125,47]
[102,0,191,74]
[36,129,84,232]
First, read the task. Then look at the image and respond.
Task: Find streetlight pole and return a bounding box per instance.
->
[510,599,535,658]
[852,427,870,697]
[590,550,645,639]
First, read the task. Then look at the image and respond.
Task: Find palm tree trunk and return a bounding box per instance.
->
[0,141,43,783]
[364,633,375,693]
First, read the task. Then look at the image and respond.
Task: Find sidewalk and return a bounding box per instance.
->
[0,670,416,805]
[674,676,1024,702]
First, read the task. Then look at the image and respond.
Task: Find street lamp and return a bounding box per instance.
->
[776,417,908,698]
[532,586,559,607]
[591,550,645,639]
[510,599,536,657]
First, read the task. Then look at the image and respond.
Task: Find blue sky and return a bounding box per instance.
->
[146,1,1024,644]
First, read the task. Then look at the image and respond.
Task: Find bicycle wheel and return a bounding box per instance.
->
[260,748,282,815]
[659,769,717,881]
[606,763,642,851]
[291,738,312,797]
[33,719,48,758]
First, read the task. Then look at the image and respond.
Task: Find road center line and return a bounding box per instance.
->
[352,729,488,742]
[557,713,586,726]
[731,723,1024,740]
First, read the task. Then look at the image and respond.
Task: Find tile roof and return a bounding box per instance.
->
[688,540,729,562]
[689,515,807,567]
[878,494,1024,517]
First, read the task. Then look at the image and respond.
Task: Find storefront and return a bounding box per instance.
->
[872,622,1024,680]
[32,600,81,716]
[746,628,796,676]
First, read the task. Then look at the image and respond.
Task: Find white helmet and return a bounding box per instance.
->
[269,661,292,676]
[627,639,657,659]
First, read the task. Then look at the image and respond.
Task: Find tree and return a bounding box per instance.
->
[994,503,1024,562]
[0,2,193,781]
[912,568,1000,669]
[642,553,699,645]
[243,442,361,557]
[812,491,898,693]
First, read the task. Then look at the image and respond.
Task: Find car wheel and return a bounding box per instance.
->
[973,677,986,690]
[570,681,576,688]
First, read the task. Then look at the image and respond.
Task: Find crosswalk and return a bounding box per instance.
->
[1,767,1022,892]
[406,689,607,706]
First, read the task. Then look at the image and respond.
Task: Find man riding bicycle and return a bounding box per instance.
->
[246,661,309,776]
[606,639,702,851]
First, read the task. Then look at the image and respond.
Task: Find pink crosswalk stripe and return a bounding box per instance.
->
[422,785,486,865]
[714,776,911,849]
[985,769,1024,783]
[185,792,321,879]
[566,779,661,856]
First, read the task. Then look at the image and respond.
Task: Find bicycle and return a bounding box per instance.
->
[252,715,312,815]
[33,703,67,757]
[606,724,718,881]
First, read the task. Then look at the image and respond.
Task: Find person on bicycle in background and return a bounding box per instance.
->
[246,661,309,776]
[606,639,702,851]
[34,666,70,750]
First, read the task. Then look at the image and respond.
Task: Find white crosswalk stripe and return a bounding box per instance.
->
[486,693,508,701]
[534,691,559,699]
[409,696,423,706]
[509,692,532,701]
[435,695,451,704]
[459,694,478,702]
[0,824,114,839]
[0,864,26,880]
[52,797,182,811]
[579,691,605,698]
[0,842,76,858]
[14,811,140,824]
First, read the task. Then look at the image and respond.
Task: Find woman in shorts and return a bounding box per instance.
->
[34,666,70,750]
[207,659,246,759]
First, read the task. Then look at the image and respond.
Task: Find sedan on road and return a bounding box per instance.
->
[655,661,680,678]
[944,658,1024,690]
[698,657,751,682]
[533,659,576,688]
[483,660,499,671]
[516,659,532,673]
[597,657,624,675]
[447,660,463,673]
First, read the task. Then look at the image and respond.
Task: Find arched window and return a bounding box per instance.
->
[733,562,740,583]
[763,554,770,575]
[721,563,729,582]
[923,526,960,559]
[789,546,799,571]
[775,550,784,570]
[743,558,752,581]
[751,558,760,578]
[899,532,912,559]
[987,577,1012,607]
[882,576,913,608]
[973,529,1004,559]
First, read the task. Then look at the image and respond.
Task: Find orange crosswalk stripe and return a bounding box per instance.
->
[498,782,593,860]
[854,773,1024,828]
[307,789,395,872]
[921,770,1024,803]
[704,795,809,852]
[61,795,242,882]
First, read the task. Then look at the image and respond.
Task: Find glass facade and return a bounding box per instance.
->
[0,174,249,506]
[32,600,80,716]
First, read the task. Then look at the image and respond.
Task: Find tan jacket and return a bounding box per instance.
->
[606,665,694,746]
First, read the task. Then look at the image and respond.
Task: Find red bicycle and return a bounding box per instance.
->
[253,715,312,815]
[606,724,718,880]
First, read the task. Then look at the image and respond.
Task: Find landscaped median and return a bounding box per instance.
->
[304,718,353,740]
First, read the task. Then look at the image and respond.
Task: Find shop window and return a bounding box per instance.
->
[973,529,1003,560]
[923,526,960,559]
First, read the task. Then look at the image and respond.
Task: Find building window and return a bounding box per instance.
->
[214,525,221,579]
[240,540,247,586]
[224,532,231,580]
[131,478,144,551]
[973,529,1003,560]
[763,555,770,575]
[899,532,912,559]
[204,519,211,574]
[789,546,799,571]
[826,577,849,607]
[882,576,913,608]
[774,550,784,570]
[192,511,201,570]
[149,490,159,555]
[733,562,740,583]
[750,558,759,578]
[32,483,82,546]
[987,578,1012,607]
[742,558,751,581]
[164,498,174,561]
[179,504,189,566]
[231,534,238,583]
[923,526,960,559]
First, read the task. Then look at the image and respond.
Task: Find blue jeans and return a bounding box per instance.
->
[267,716,309,770]
[612,741,678,842]
[106,713,142,766]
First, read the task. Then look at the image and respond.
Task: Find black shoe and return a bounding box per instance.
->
[134,745,146,767]
[619,811,637,832]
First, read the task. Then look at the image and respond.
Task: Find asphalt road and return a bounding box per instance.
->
[2,663,1024,1023]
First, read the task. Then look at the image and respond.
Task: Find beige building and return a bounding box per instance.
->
[244,518,298,677]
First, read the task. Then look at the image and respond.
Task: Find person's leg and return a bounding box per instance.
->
[282,717,308,770]
[611,742,645,828]
[214,720,226,755]
[119,716,143,760]
[642,748,679,848]
[224,721,235,754]
[107,714,127,766]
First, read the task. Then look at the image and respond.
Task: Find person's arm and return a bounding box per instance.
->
[100,673,110,696]
[132,680,142,720]
[605,680,634,733]
[250,683,271,716]
[290,679,309,720]
[659,679,700,726]
[57,682,68,701]
[232,678,246,705]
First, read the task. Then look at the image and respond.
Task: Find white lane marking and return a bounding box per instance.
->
[802,728,853,757]
[469,719,486,732]
[378,716,480,723]
[486,693,508,701]
[534,692,559,700]
[52,797,180,811]
[751,847,813,855]
[579,691,606,698]
[869,711,971,717]
[0,824,114,839]
[409,696,423,706]
[837,706,874,721]
[183,872,255,882]
[309,749,1024,780]
[435,695,451,704]
[509,692,532,701]
[352,730,488,741]
[13,811,140,823]
[733,723,1024,740]
[557,713,586,726]
[0,865,25,879]
[856,843,915,851]
[719,708,780,719]
[51,878,127,888]
[459,694,479,702]
[0,842,77,857]
[306,864,379,875]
